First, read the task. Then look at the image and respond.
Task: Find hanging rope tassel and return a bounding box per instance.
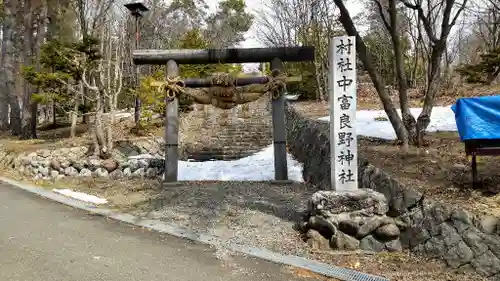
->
[157,76,185,102]
[265,69,287,100]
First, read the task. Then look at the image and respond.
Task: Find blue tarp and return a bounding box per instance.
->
[451,95,500,141]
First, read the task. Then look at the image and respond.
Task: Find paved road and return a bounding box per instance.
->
[0,183,314,281]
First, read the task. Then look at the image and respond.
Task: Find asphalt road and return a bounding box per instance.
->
[0,183,313,281]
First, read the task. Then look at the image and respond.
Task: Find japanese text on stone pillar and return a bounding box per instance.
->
[330,36,358,191]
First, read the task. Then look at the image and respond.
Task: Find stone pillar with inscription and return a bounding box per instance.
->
[329,36,358,192]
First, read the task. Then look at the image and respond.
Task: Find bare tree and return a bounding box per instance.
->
[333,0,410,144]
[73,0,117,124]
[257,0,341,100]
[401,0,467,145]
[82,23,124,159]
[373,0,417,142]
[472,0,500,52]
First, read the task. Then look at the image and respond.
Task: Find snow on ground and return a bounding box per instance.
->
[178,145,304,182]
[318,106,457,140]
[52,189,108,205]
[54,106,458,204]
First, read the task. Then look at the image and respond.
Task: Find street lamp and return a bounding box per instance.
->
[124,1,149,125]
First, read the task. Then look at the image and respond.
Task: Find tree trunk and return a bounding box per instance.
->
[334,0,409,144]
[52,102,57,127]
[416,43,446,146]
[46,1,59,129]
[21,0,43,139]
[94,94,109,159]
[3,0,21,135]
[0,4,11,130]
[70,85,81,139]
[388,0,417,144]
[75,0,91,124]
[106,98,115,156]
[31,3,46,135]
[82,88,89,124]
[486,67,500,84]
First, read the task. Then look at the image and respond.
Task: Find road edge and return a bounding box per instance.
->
[0,176,388,281]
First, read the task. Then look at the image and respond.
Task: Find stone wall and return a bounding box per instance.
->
[284,103,500,279]
[0,138,168,181]
[179,95,273,160]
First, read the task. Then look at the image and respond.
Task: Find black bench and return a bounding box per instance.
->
[464,139,500,188]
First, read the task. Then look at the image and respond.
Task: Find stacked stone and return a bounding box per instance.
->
[302,189,403,252]
[17,148,165,180]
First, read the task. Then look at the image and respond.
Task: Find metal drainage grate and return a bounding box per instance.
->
[307,263,389,281]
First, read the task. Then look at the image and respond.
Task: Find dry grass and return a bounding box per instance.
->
[359,132,500,217]
[308,250,486,281]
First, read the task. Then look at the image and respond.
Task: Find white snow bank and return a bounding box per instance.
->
[318,106,456,140]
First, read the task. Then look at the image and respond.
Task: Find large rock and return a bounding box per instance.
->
[123,167,132,177]
[444,241,474,269]
[310,189,388,218]
[109,169,124,180]
[306,229,330,250]
[49,159,61,171]
[50,170,59,178]
[374,224,400,241]
[21,156,32,166]
[138,159,150,169]
[127,159,140,171]
[385,239,403,252]
[101,159,118,172]
[95,168,109,178]
[39,166,49,177]
[64,167,78,177]
[146,167,158,178]
[359,235,385,252]
[308,216,336,239]
[150,158,164,169]
[476,216,498,235]
[331,231,360,250]
[38,149,50,158]
[88,158,101,170]
[357,216,394,239]
[339,220,360,237]
[471,250,500,277]
[60,160,70,169]
[79,168,92,177]
[132,168,145,178]
[71,160,85,171]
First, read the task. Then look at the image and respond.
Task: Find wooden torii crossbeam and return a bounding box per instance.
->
[132,46,315,185]
[149,76,302,88]
[133,47,315,65]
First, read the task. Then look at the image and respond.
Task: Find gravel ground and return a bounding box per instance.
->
[134,181,315,256]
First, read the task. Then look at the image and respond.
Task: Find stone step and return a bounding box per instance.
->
[182,149,264,161]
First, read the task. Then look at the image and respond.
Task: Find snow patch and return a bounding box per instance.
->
[52,189,108,205]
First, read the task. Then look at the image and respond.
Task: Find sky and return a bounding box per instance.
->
[208,0,366,48]
[207,0,367,71]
